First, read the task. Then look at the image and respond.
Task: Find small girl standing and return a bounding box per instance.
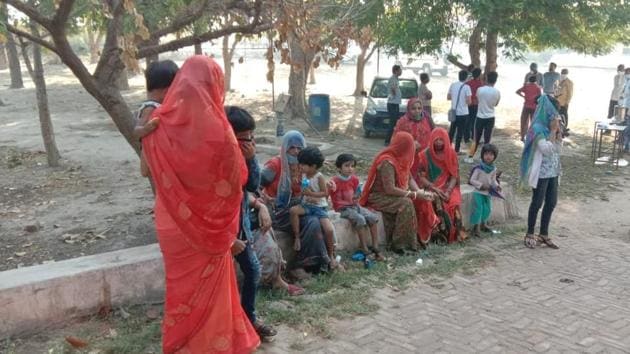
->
[468,144,501,237]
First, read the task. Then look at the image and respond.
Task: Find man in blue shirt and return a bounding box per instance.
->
[542,62,560,96]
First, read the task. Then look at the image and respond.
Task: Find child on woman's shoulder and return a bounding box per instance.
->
[468,144,501,237]
[289,147,341,271]
[329,154,384,261]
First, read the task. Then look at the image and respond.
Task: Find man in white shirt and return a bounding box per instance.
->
[384,65,402,145]
[447,70,472,153]
[609,64,625,119]
[466,71,500,163]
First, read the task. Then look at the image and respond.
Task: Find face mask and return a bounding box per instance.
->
[287,155,298,164]
[560,75,567,81]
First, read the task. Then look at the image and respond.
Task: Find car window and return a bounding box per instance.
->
[369,79,418,99]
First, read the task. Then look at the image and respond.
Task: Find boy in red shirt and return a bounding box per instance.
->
[330,154,384,261]
[516,75,542,141]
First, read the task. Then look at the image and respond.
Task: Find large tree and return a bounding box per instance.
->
[1,0,271,153]
[273,0,376,120]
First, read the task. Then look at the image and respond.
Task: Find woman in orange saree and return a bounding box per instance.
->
[142,55,260,354]
[416,128,467,244]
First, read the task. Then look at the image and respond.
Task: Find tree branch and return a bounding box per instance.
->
[146,0,219,41]
[2,0,51,29]
[52,0,76,29]
[93,0,125,85]
[6,23,60,56]
[365,44,377,62]
[138,20,271,59]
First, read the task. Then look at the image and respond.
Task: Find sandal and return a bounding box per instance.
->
[538,235,559,249]
[286,284,305,296]
[479,224,492,233]
[524,234,537,249]
[369,247,386,262]
[254,321,277,342]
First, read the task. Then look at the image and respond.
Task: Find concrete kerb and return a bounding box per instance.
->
[0,244,164,338]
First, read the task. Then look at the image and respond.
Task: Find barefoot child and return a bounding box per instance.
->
[289,147,339,270]
[329,154,384,261]
[135,60,179,177]
[468,143,501,237]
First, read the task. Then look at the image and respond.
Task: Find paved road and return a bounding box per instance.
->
[262,190,630,353]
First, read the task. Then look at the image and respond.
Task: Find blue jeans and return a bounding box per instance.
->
[235,242,261,324]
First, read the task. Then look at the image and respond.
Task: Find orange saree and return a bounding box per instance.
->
[142,56,260,354]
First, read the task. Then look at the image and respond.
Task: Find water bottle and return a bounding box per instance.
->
[301,177,310,191]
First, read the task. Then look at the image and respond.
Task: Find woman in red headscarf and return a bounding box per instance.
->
[393,97,435,153]
[359,132,434,253]
[393,98,439,245]
[416,128,467,243]
[142,56,260,354]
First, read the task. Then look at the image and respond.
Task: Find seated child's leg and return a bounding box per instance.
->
[341,208,369,253]
[289,205,305,237]
[359,207,380,250]
[320,217,336,260]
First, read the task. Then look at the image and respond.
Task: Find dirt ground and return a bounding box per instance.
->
[1,54,628,273]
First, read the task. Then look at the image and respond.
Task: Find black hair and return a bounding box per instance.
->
[472,68,482,78]
[145,60,179,92]
[486,71,498,84]
[392,65,401,73]
[298,147,325,169]
[561,68,568,75]
[458,70,468,81]
[467,64,475,72]
[549,62,557,69]
[335,153,356,169]
[481,143,499,162]
[528,75,537,83]
[225,106,256,133]
[420,73,430,83]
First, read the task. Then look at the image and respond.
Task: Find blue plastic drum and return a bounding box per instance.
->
[308,94,331,131]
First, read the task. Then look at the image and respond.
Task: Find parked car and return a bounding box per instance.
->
[404,56,450,77]
[362,76,419,137]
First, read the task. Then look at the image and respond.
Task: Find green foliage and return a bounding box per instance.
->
[380,0,454,56]
[381,0,630,58]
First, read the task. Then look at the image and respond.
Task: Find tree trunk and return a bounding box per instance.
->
[145,37,159,66]
[6,33,24,89]
[30,23,60,167]
[194,41,202,55]
[469,24,483,69]
[115,67,130,91]
[484,30,498,74]
[86,29,104,64]
[353,44,376,96]
[0,43,7,70]
[287,33,314,120]
[308,62,316,85]
[222,35,232,92]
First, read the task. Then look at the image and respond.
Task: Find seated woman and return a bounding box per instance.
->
[359,132,434,253]
[416,128,467,243]
[394,97,439,246]
[248,194,305,295]
[260,131,332,277]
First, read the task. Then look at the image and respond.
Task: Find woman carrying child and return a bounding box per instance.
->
[261,131,330,276]
[330,154,384,261]
[520,95,562,249]
[468,144,501,238]
[360,132,434,253]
